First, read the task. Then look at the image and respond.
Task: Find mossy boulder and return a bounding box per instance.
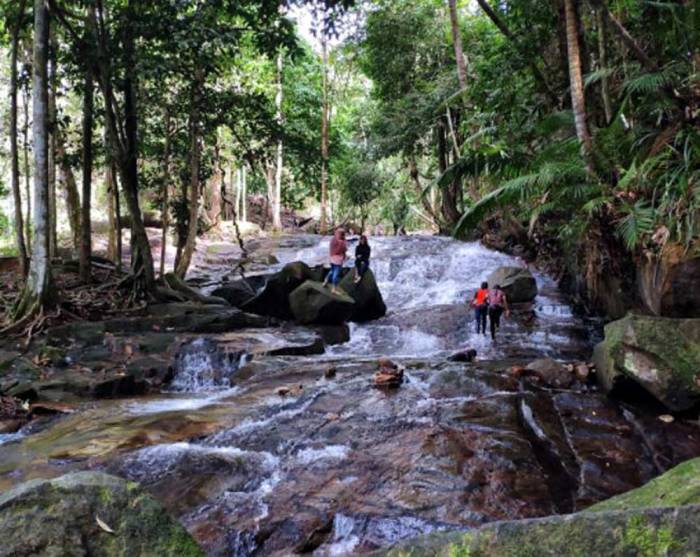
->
[593,313,700,411]
[0,471,203,556]
[486,266,538,303]
[242,261,322,320]
[339,268,387,322]
[378,506,700,556]
[590,457,700,512]
[289,281,355,325]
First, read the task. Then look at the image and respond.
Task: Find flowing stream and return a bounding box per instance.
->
[2,234,699,556]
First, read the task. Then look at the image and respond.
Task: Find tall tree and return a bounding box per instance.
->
[447,0,467,91]
[273,50,284,231]
[13,0,54,321]
[79,4,95,283]
[8,0,29,278]
[564,0,593,161]
[320,33,330,234]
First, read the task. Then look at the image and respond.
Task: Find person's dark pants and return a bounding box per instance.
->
[474,305,488,334]
[327,264,342,286]
[489,305,504,339]
[355,260,369,277]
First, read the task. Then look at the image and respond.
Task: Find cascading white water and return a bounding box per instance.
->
[289,235,590,360]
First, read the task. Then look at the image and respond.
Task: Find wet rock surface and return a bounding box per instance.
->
[1,235,699,556]
[289,281,356,325]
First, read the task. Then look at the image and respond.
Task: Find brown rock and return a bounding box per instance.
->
[324,366,337,379]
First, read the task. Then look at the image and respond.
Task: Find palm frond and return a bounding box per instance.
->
[616,201,655,250]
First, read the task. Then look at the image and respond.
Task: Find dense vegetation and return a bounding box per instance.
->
[0,0,698,325]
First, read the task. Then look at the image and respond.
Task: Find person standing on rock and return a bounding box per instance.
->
[354,234,371,283]
[470,282,489,335]
[488,284,509,340]
[323,228,347,294]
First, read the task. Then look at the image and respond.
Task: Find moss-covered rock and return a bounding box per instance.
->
[289,281,355,325]
[378,506,700,556]
[0,471,204,557]
[242,261,321,320]
[590,457,700,512]
[593,312,700,411]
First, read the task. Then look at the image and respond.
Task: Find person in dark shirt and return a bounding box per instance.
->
[354,234,371,283]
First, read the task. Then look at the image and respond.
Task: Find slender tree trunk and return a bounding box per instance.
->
[79,31,94,283]
[13,0,53,320]
[234,166,241,222]
[564,0,594,162]
[160,109,171,278]
[106,159,117,261]
[56,136,81,250]
[273,50,284,231]
[596,9,613,124]
[113,162,122,272]
[447,0,468,91]
[320,34,329,235]
[241,166,247,222]
[590,0,656,71]
[91,0,154,292]
[175,72,203,278]
[9,0,28,277]
[22,71,32,252]
[48,27,57,258]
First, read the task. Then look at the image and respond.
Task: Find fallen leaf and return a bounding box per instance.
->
[95,515,115,534]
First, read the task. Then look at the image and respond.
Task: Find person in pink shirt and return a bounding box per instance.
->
[323,228,347,294]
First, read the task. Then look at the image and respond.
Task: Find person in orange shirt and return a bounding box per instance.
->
[470,281,489,335]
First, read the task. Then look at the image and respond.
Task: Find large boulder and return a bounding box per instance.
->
[593,313,700,411]
[339,268,387,322]
[242,262,323,320]
[378,505,700,556]
[210,273,271,308]
[486,266,537,303]
[638,241,700,317]
[379,457,700,556]
[0,471,203,557]
[289,281,355,325]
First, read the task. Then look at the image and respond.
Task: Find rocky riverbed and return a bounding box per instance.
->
[1,234,699,556]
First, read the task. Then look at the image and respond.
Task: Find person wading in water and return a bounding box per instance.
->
[323,228,347,294]
[470,282,489,335]
[488,284,510,340]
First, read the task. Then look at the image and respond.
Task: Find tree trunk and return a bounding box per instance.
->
[241,166,248,222]
[48,27,57,258]
[13,0,54,320]
[564,0,594,162]
[447,0,468,91]
[56,135,81,250]
[9,0,28,277]
[106,160,117,261]
[92,0,154,293]
[160,109,171,278]
[174,72,203,279]
[596,9,613,124]
[113,162,122,272]
[79,21,94,283]
[408,156,439,225]
[437,120,461,229]
[320,34,330,235]
[22,69,32,252]
[273,50,284,231]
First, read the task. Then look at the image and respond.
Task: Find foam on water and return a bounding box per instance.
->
[0,432,24,446]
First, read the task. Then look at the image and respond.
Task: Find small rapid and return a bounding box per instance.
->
[289,235,593,360]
